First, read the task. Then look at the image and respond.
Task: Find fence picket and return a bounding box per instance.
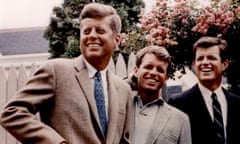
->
[6,66,18,144]
[109,58,115,74]
[18,65,28,90]
[127,52,136,77]
[0,67,7,109]
[115,54,127,78]
[7,66,18,101]
[0,66,7,144]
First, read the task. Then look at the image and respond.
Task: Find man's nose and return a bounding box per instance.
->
[150,68,158,75]
[201,57,210,64]
[89,30,97,39]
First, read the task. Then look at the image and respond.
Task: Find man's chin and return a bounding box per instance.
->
[86,54,103,60]
[199,78,216,85]
[144,87,159,93]
[199,76,214,81]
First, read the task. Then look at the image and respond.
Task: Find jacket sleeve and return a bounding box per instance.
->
[0,61,66,144]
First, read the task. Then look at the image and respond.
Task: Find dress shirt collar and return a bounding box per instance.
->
[83,58,109,118]
[198,83,224,99]
[198,82,227,130]
[83,58,107,79]
[134,94,164,109]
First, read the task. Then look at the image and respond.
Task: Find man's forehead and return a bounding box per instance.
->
[80,17,111,28]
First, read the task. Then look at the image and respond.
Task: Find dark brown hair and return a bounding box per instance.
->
[193,36,228,62]
[135,45,173,77]
[79,3,121,35]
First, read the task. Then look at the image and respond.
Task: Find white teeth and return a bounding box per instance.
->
[87,44,100,46]
[201,68,211,72]
[147,79,158,82]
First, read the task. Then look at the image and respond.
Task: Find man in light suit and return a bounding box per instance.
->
[129,46,191,144]
[168,36,240,144]
[0,3,131,144]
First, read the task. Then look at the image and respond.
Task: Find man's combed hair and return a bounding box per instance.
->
[193,36,228,61]
[135,45,174,77]
[79,3,121,34]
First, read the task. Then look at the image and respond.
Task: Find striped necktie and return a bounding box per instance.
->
[94,71,107,136]
[212,92,225,144]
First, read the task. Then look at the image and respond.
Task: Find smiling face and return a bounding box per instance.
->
[80,17,120,70]
[193,45,229,91]
[135,53,169,96]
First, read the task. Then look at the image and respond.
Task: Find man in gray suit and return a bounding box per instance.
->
[0,3,131,144]
[129,45,191,144]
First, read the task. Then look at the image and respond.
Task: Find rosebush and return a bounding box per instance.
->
[136,0,240,94]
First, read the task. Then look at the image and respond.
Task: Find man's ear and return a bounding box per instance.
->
[133,66,138,75]
[114,34,121,51]
[131,67,138,82]
[222,59,229,71]
[192,61,196,74]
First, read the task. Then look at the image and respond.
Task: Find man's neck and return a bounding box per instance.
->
[200,81,221,92]
[139,91,159,105]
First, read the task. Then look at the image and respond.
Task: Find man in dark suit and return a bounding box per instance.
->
[0,3,131,144]
[168,36,240,144]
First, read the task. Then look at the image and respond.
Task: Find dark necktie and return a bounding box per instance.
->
[212,93,225,144]
[94,71,107,136]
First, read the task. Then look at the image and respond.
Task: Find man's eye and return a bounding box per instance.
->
[144,65,153,69]
[208,56,217,60]
[196,57,203,61]
[157,67,165,73]
[83,29,90,34]
[96,29,105,34]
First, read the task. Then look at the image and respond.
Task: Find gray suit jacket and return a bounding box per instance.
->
[130,94,191,144]
[0,56,132,144]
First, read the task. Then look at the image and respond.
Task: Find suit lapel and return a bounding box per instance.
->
[106,71,119,141]
[194,85,213,122]
[74,56,102,136]
[145,103,171,144]
[130,93,137,142]
[223,88,234,137]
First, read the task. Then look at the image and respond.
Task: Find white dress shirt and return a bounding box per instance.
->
[83,59,109,119]
[198,83,227,139]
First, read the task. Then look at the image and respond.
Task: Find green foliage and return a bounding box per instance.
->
[112,25,150,64]
[119,26,149,55]
[43,0,145,58]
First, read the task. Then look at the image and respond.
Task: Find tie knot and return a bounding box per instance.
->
[211,93,217,100]
[95,71,101,81]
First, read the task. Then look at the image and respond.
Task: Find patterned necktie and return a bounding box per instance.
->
[94,71,107,136]
[212,93,225,144]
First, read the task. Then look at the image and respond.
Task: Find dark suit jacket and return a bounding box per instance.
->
[0,56,131,144]
[168,84,240,144]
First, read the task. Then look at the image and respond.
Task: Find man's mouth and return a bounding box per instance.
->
[200,68,212,72]
[87,43,101,47]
